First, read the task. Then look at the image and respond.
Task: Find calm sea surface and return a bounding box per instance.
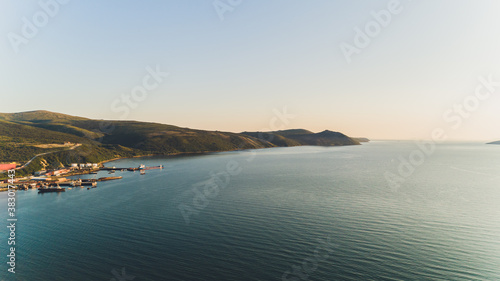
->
[1,141,500,280]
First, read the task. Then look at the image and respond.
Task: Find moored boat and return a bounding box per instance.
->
[144,165,163,170]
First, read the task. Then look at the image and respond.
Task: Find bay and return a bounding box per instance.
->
[1,141,500,280]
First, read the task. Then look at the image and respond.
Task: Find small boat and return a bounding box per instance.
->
[143,165,164,170]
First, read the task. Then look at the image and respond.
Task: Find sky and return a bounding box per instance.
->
[1,0,500,141]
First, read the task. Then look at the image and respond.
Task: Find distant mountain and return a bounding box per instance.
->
[487,141,500,145]
[0,110,362,176]
[354,138,370,142]
[242,129,360,147]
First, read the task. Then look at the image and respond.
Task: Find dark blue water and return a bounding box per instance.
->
[1,142,500,280]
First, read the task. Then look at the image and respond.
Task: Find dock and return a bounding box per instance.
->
[98,176,122,181]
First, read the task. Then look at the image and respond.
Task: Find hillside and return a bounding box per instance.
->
[0,117,145,176]
[0,110,363,176]
[0,110,102,139]
[0,111,274,175]
[0,110,88,123]
[0,119,91,163]
[241,129,360,147]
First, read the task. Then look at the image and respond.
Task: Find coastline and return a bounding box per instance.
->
[0,149,252,191]
[98,148,261,165]
[98,143,367,166]
[1,143,366,186]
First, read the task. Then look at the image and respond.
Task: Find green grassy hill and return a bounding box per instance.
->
[0,117,144,176]
[0,110,88,123]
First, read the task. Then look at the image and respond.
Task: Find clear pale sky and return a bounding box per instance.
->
[1,0,500,141]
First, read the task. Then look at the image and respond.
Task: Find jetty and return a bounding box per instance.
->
[98,176,122,181]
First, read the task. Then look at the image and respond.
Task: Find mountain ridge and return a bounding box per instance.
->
[241,129,360,147]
